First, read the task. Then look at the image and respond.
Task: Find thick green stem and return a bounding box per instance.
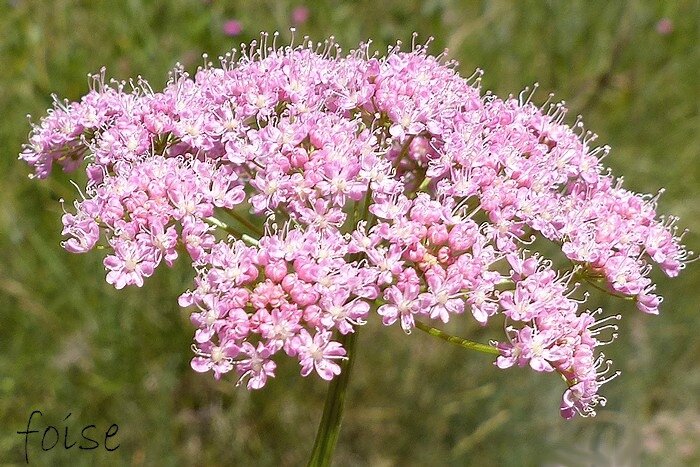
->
[414,320,499,355]
[307,331,359,467]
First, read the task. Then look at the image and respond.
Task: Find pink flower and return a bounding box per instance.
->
[319,293,369,334]
[191,341,240,380]
[22,35,689,421]
[499,288,539,322]
[656,18,673,35]
[378,282,419,333]
[418,273,465,323]
[61,214,100,254]
[222,19,242,37]
[104,238,157,289]
[235,342,277,389]
[291,6,309,25]
[140,219,178,266]
[294,329,347,380]
[182,219,215,262]
[516,327,566,372]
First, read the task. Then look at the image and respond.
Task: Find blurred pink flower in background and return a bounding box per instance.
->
[656,18,673,35]
[223,19,243,37]
[292,6,310,26]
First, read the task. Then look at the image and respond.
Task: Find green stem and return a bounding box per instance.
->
[583,277,634,300]
[360,185,374,229]
[307,331,359,467]
[394,134,415,170]
[204,217,259,246]
[228,208,263,237]
[573,269,635,301]
[414,320,499,356]
[205,216,237,234]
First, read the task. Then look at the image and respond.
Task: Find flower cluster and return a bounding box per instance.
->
[21,34,690,419]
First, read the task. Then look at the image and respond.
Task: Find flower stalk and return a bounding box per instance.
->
[414,320,499,356]
[307,330,358,467]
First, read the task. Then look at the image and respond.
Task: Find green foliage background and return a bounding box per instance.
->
[1,1,698,465]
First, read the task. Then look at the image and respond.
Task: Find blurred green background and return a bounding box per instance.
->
[1,0,698,465]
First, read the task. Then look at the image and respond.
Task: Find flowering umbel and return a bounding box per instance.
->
[21,33,691,419]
